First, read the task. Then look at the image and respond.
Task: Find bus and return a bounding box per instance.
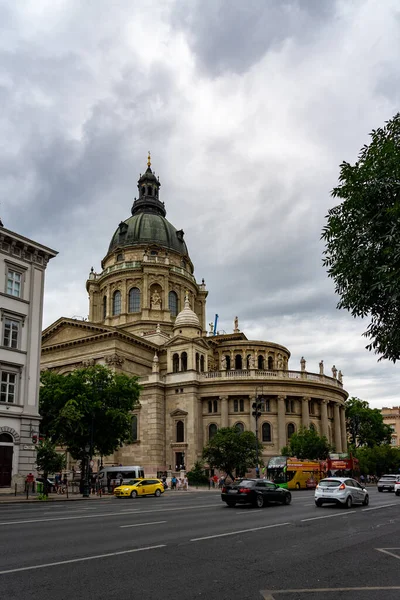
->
[267,456,324,490]
[97,465,144,490]
[323,454,360,478]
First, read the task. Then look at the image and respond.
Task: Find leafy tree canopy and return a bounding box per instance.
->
[202,427,258,481]
[36,439,66,475]
[352,444,400,477]
[322,113,400,361]
[39,365,141,461]
[282,426,331,460]
[345,397,392,448]
[186,461,209,486]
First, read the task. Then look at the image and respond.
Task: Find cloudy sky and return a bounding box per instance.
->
[2,0,400,408]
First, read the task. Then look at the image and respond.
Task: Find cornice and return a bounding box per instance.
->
[41,328,159,354]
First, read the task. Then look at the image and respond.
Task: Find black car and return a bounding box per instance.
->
[221,478,292,508]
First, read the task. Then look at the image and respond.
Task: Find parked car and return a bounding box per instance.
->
[315,477,369,508]
[114,478,164,498]
[395,478,400,497]
[221,478,292,508]
[377,474,398,493]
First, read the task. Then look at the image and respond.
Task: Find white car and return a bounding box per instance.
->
[315,477,369,508]
[395,478,400,497]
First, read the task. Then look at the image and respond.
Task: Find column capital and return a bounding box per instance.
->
[219,395,229,401]
[277,395,286,401]
[320,399,328,405]
[302,396,311,402]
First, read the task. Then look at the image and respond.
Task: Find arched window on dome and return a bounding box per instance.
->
[262,422,272,442]
[258,355,264,370]
[268,356,274,370]
[172,353,179,373]
[147,186,152,196]
[112,291,121,316]
[235,354,242,370]
[209,423,218,440]
[176,420,184,443]
[141,186,146,196]
[128,288,141,313]
[102,296,107,320]
[181,352,188,372]
[287,423,296,442]
[235,422,244,433]
[200,355,205,372]
[169,291,179,317]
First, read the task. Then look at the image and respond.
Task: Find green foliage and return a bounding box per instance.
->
[353,445,400,476]
[345,397,392,447]
[283,426,331,460]
[39,365,141,462]
[186,461,209,486]
[202,427,258,480]
[36,439,66,475]
[322,113,400,361]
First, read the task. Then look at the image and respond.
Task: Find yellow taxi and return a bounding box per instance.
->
[114,478,165,499]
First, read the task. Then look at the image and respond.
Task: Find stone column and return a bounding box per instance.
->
[220,396,229,427]
[277,395,286,451]
[340,406,347,451]
[163,274,169,312]
[302,397,310,429]
[334,403,342,452]
[230,351,234,370]
[320,399,329,439]
[121,280,127,314]
[197,398,203,454]
[143,273,149,308]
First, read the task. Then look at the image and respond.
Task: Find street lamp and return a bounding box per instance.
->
[82,443,91,498]
[252,387,264,477]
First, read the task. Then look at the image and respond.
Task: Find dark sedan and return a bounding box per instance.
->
[221,478,292,508]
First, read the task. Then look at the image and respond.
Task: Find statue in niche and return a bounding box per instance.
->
[249,354,255,369]
[319,360,324,375]
[300,356,306,372]
[151,290,161,309]
[338,370,343,383]
[221,355,227,371]
[152,352,159,373]
[332,365,338,379]
[234,316,239,332]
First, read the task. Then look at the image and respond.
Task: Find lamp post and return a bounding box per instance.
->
[252,387,264,477]
[82,443,91,498]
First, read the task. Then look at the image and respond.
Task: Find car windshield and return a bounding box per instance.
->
[127,479,140,485]
[233,480,255,488]
[319,480,342,488]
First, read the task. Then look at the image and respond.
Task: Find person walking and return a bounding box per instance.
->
[183,475,188,491]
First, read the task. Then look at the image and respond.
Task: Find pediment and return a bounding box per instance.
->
[170,409,188,417]
[163,335,210,350]
[42,318,113,347]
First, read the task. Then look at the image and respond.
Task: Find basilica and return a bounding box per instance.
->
[40,156,348,475]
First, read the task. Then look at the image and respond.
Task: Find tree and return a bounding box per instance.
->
[322,113,400,361]
[345,397,392,448]
[186,461,209,486]
[353,445,400,477]
[202,427,258,481]
[282,427,331,460]
[36,439,66,496]
[39,365,141,484]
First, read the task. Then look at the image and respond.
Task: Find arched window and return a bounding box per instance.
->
[172,353,179,373]
[262,422,272,442]
[128,288,141,313]
[142,186,146,196]
[258,355,264,370]
[112,291,121,316]
[181,352,188,372]
[287,423,296,441]
[209,424,218,440]
[0,433,13,443]
[147,186,152,196]
[196,353,200,372]
[116,253,124,262]
[309,400,315,415]
[169,291,179,317]
[131,415,138,441]
[235,354,242,370]
[176,420,184,443]
[268,356,274,370]
[234,399,239,412]
[213,400,218,413]
[235,422,244,433]
[225,355,231,370]
[102,296,107,319]
[264,399,270,412]
[200,355,205,372]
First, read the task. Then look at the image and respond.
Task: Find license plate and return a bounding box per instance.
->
[229,490,238,494]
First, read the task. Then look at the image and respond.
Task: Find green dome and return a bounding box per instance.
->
[108,212,189,256]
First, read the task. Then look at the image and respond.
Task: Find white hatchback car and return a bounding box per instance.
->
[315,477,369,508]
[395,478,400,497]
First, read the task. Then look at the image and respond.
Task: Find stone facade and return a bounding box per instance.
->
[40,159,348,476]
[380,406,400,447]
[0,226,57,489]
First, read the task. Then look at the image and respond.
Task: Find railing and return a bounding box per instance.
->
[89,261,197,283]
[200,369,343,388]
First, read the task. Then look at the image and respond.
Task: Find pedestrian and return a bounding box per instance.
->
[171,475,177,490]
[213,474,218,488]
[177,478,182,491]
[183,476,188,491]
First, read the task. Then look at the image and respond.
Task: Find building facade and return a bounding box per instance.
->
[0,227,57,489]
[40,158,347,476]
[380,406,400,447]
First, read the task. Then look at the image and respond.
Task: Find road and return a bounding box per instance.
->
[0,487,399,600]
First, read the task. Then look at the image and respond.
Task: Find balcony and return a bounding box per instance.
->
[200,369,343,388]
[89,260,196,283]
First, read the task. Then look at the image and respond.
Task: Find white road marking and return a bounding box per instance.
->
[362,503,398,512]
[0,545,166,576]
[301,511,353,522]
[260,586,400,599]
[376,547,400,560]
[120,520,166,528]
[191,521,290,541]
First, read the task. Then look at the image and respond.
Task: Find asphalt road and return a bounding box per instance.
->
[0,488,399,600]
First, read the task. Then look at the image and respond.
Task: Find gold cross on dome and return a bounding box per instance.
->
[147,151,151,167]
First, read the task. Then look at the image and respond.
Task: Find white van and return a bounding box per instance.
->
[97,466,144,490]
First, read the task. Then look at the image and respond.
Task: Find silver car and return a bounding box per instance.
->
[315,477,369,508]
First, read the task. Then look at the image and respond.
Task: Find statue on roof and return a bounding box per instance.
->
[234,316,239,332]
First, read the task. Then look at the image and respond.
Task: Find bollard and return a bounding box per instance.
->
[26,482,29,500]
[15,483,17,497]
[66,483,69,498]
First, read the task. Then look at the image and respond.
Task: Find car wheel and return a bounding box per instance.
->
[378,488,383,492]
[283,493,292,505]
[255,494,265,508]
[315,499,323,507]
[345,495,353,508]
[363,495,369,506]
[130,490,138,498]
[396,491,400,497]
[154,489,161,497]
[226,500,236,507]
[296,482,301,490]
